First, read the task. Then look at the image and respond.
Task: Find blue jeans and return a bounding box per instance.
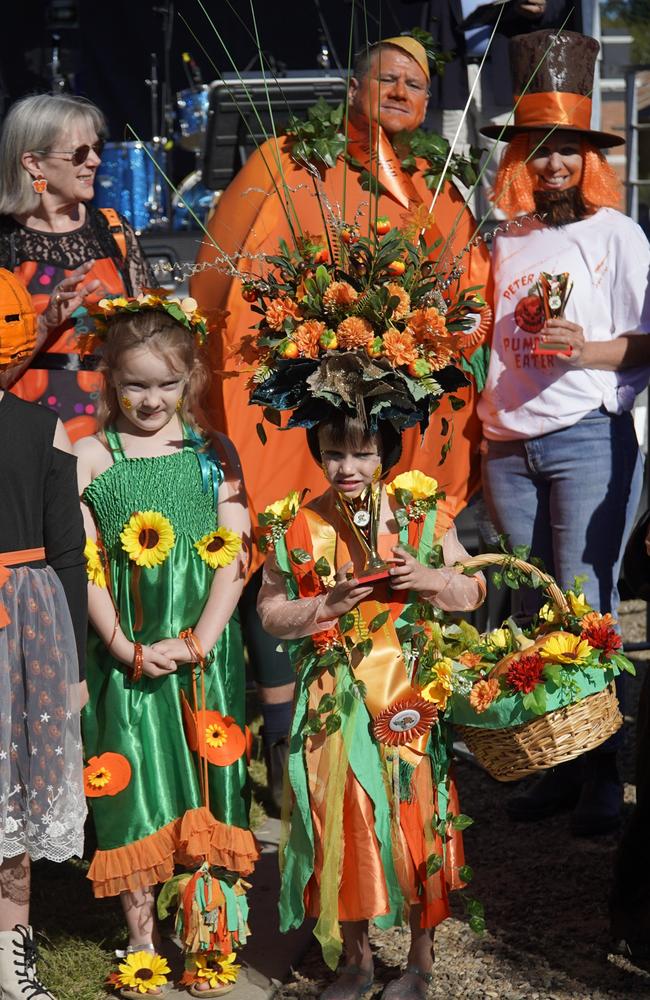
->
[482,409,644,620]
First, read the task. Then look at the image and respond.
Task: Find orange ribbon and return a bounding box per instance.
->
[514,91,593,132]
[0,547,46,628]
[345,119,422,210]
[287,499,428,763]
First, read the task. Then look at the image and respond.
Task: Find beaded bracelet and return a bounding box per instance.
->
[179,627,205,665]
[130,642,144,682]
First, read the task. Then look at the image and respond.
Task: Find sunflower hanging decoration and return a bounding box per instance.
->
[108,951,170,995]
[195,527,242,569]
[120,511,175,569]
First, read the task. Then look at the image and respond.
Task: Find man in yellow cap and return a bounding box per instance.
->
[191,37,492,816]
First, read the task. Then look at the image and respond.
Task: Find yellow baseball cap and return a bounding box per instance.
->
[379,36,430,81]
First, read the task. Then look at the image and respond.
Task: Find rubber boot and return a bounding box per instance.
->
[0,925,55,1000]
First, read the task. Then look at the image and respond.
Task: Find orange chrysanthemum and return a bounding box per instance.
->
[469,678,500,713]
[386,283,411,320]
[382,328,418,366]
[336,316,374,350]
[265,297,302,331]
[406,307,448,342]
[323,281,358,313]
[425,339,455,372]
[293,319,326,358]
[580,612,622,657]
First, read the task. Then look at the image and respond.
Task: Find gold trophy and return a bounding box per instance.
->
[334,467,390,583]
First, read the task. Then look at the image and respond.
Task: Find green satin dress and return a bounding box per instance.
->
[82,428,255,898]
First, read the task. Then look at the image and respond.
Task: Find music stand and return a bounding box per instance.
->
[201,73,347,191]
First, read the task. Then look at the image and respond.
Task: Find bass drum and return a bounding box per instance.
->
[172,170,221,231]
[94,141,169,233]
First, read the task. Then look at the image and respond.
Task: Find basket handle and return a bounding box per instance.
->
[454,553,570,615]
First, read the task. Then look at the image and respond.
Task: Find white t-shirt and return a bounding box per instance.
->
[478,208,650,440]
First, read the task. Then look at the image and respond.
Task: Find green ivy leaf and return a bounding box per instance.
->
[469,915,486,935]
[317,693,336,714]
[450,814,474,831]
[369,610,390,632]
[458,864,474,883]
[314,556,332,577]
[325,713,342,735]
[426,853,443,876]
[290,548,312,565]
[339,612,355,633]
[256,422,267,446]
[356,638,373,658]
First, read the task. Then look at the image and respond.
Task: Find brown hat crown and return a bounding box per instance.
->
[509,30,599,98]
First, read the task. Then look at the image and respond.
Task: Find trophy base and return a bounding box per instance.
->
[357,568,391,583]
[532,342,573,357]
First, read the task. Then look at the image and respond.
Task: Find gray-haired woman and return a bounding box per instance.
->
[0,93,151,440]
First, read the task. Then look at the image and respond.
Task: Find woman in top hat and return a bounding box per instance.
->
[478,30,650,835]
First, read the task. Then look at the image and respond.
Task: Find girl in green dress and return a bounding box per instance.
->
[74,296,257,997]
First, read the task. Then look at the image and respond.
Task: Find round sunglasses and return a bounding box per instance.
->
[38,139,105,166]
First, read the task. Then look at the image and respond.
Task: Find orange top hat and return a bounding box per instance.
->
[481,30,624,148]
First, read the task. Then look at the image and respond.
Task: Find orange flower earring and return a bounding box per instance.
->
[32,176,47,194]
[120,396,132,410]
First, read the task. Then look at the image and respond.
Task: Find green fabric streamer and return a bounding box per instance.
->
[461,343,490,393]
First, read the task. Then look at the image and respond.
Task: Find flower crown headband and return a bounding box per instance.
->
[88,291,210,347]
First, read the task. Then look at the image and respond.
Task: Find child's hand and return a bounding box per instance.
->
[389,546,439,592]
[322,562,374,618]
[151,638,197,664]
[141,645,178,678]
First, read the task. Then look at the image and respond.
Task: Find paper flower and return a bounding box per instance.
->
[84,753,132,798]
[265,297,302,331]
[539,633,593,665]
[120,511,175,569]
[382,328,418,366]
[84,538,106,588]
[195,528,242,569]
[293,320,326,358]
[113,952,170,995]
[323,280,358,312]
[406,306,448,342]
[387,471,439,503]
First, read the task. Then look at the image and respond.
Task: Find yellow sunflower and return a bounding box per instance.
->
[264,490,300,522]
[116,952,170,994]
[194,952,241,988]
[420,657,454,710]
[84,538,106,588]
[120,511,175,569]
[539,633,593,665]
[86,765,111,789]
[386,470,438,502]
[205,721,228,748]
[195,528,242,569]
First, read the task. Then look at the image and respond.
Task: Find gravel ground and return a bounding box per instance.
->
[276,601,650,1000]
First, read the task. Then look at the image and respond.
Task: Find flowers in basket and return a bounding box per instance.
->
[240,221,486,438]
[445,587,634,730]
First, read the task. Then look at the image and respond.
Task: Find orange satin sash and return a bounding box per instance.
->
[514,91,592,131]
[0,547,46,628]
[287,495,429,762]
[345,119,422,210]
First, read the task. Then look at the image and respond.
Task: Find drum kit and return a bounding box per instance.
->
[93,72,217,234]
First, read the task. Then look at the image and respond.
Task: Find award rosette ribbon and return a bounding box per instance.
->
[533,271,574,356]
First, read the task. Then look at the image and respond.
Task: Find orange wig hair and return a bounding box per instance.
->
[492,134,622,219]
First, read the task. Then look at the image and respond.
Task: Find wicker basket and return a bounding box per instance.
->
[453,553,624,782]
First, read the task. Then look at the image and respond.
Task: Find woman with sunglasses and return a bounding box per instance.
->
[0,93,152,441]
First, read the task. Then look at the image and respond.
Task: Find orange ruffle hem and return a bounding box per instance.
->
[88,806,259,898]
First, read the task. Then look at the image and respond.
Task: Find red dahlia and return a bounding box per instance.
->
[506,652,544,694]
[580,621,622,657]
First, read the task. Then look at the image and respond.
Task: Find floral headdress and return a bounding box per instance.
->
[85,291,210,353]
[244,223,486,436]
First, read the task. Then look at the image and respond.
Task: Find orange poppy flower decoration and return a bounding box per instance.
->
[181,693,247,767]
[84,752,132,797]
